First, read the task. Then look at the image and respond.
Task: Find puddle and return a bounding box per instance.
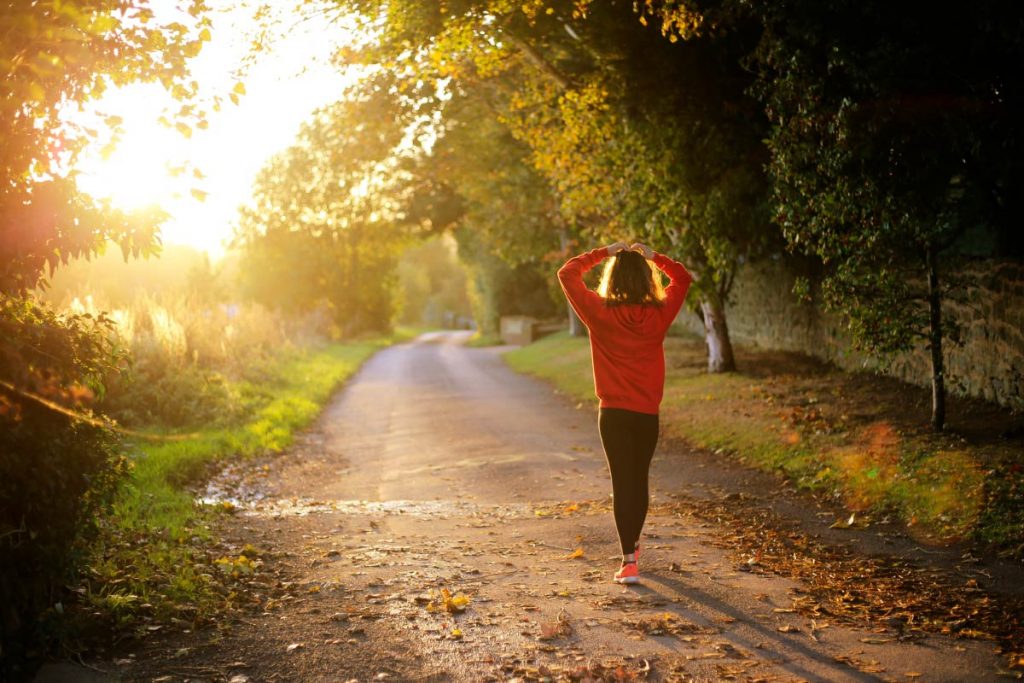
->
[197,455,533,519]
[201,489,534,519]
[258,498,531,519]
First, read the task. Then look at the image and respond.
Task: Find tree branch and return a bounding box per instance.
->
[500,30,575,91]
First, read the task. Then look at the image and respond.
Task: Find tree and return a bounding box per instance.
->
[745,0,1024,430]
[396,235,472,327]
[1,1,211,293]
[0,2,212,671]
[429,90,577,336]
[235,75,427,335]
[336,0,776,371]
[496,2,774,371]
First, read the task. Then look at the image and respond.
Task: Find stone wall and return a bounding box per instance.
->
[675,256,1024,410]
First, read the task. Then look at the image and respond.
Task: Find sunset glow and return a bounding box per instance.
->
[73,1,360,258]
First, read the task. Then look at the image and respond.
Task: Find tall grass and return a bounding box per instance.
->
[65,293,333,428]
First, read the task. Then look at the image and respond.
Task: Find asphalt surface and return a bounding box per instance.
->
[68,331,1009,682]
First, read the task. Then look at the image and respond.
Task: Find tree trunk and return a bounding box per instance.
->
[559,226,587,337]
[926,245,946,432]
[567,305,586,337]
[700,294,736,373]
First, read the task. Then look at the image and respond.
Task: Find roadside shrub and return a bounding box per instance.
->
[63,294,328,429]
[0,295,127,680]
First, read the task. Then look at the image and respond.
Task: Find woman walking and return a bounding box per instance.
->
[557,242,692,584]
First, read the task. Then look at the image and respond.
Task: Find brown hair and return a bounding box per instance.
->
[597,250,665,306]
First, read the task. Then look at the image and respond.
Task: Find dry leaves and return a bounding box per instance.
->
[630,612,715,639]
[425,587,471,614]
[498,657,648,682]
[658,495,1024,666]
[538,609,574,641]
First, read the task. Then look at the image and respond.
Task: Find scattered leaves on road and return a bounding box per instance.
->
[425,587,471,614]
[538,609,574,641]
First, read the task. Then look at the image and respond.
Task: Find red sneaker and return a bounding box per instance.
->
[614,561,640,584]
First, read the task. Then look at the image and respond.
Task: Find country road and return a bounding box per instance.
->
[92,331,1009,683]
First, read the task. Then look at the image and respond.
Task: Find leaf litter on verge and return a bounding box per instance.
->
[655,496,1024,670]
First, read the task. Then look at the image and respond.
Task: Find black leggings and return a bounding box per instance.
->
[598,407,660,555]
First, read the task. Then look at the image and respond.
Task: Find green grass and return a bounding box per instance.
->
[115,341,386,537]
[84,335,400,625]
[465,331,505,347]
[504,332,1023,555]
[503,331,594,396]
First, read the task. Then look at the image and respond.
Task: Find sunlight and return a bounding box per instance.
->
[76,85,189,211]
[72,0,362,258]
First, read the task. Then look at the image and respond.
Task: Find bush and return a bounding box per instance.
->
[0,295,128,680]
[62,293,330,429]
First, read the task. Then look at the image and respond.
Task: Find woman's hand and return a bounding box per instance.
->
[630,243,655,259]
[606,242,629,255]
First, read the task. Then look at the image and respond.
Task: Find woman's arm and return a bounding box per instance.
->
[653,252,693,324]
[557,243,626,327]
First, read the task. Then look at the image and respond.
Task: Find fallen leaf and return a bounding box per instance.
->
[426,587,471,613]
[830,513,856,529]
[538,608,574,640]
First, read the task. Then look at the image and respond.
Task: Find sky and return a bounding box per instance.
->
[74,1,360,259]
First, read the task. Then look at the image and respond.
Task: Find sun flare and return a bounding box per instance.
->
[76,87,189,212]
[71,1,358,258]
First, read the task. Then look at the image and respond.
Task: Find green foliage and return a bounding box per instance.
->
[235,82,423,335]
[434,93,566,267]
[0,297,128,678]
[0,293,123,395]
[0,1,211,293]
[396,236,472,327]
[736,0,1024,426]
[0,405,126,677]
[88,293,316,429]
[457,226,562,336]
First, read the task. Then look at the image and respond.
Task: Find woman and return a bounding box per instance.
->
[557,241,692,584]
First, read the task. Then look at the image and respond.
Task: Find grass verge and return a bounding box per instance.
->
[80,332,413,632]
[465,331,504,347]
[505,331,1024,557]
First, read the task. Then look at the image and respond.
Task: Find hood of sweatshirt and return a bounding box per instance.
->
[611,303,661,335]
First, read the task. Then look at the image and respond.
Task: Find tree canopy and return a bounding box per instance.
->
[324,0,1023,425]
[1,1,212,293]
[332,0,778,369]
[740,0,1024,428]
[235,74,438,334]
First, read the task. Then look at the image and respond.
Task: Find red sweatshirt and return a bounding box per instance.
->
[557,248,693,415]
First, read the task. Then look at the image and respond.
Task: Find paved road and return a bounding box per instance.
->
[98,331,1006,682]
